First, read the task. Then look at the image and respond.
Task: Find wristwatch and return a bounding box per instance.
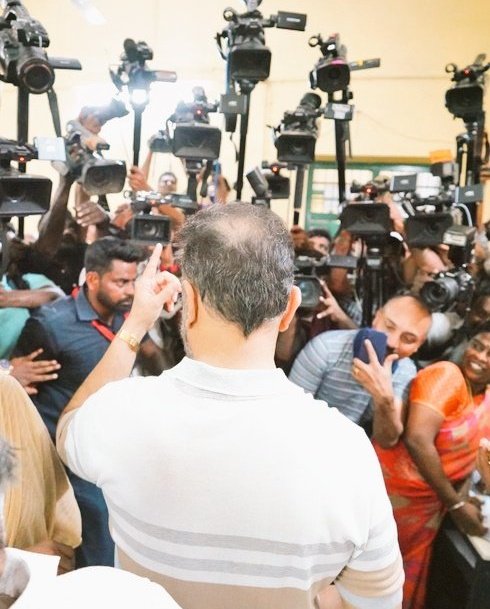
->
[0,359,12,375]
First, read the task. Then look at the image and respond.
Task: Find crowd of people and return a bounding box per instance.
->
[1,106,490,609]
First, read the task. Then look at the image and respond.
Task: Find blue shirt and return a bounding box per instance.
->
[289,329,417,425]
[14,286,127,440]
[14,286,124,568]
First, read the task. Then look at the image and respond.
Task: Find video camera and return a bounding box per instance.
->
[294,253,358,311]
[128,191,198,245]
[109,38,177,105]
[216,0,306,84]
[273,92,322,164]
[53,100,129,196]
[309,33,380,95]
[150,87,221,161]
[0,137,64,218]
[0,0,81,94]
[445,54,490,123]
[261,161,290,199]
[350,178,389,201]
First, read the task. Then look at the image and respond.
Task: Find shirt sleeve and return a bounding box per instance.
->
[409,361,467,419]
[335,436,404,609]
[58,378,135,484]
[289,332,333,396]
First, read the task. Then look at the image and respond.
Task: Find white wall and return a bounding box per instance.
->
[2,0,489,229]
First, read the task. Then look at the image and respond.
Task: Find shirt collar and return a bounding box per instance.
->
[167,356,291,397]
[74,286,99,322]
[74,286,125,327]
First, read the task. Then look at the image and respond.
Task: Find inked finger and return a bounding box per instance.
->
[144,243,163,277]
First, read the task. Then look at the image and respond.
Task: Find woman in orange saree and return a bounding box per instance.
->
[375,326,490,609]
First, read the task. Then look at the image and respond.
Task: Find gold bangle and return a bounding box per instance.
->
[116,329,140,353]
[448,500,466,512]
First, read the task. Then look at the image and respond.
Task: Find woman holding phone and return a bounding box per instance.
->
[375,322,490,609]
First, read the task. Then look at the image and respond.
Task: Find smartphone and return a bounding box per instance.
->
[353,329,387,365]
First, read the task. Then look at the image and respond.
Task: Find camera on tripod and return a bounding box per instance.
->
[216,0,306,84]
[261,161,290,199]
[53,101,128,196]
[109,38,177,106]
[151,87,221,161]
[294,253,358,311]
[0,138,58,218]
[273,92,322,164]
[129,191,198,245]
[0,0,81,94]
[445,54,489,123]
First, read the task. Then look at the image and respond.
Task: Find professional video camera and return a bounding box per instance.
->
[294,253,358,311]
[261,161,290,198]
[0,138,57,218]
[216,0,306,84]
[168,86,221,161]
[273,92,322,164]
[0,0,81,94]
[150,87,221,161]
[445,54,490,123]
[109,38,176,104]
[309,33,380,95]
[128,191,198,245]
[350,177,389,201]
[53,100,128,196]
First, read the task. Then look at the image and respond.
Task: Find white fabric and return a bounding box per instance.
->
[61,357,403,607]
[3,548,181,608]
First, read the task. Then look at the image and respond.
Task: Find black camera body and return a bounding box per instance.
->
[56,130,126,196]
[157,87,222,161]
[294,254,358,311]
[274,92,322,164]
[0,1,81,94]
[217,4,306,84]
[445,56,489,123]
[309,34,350,94]
[0,139,55,218]
[420,268,474,312]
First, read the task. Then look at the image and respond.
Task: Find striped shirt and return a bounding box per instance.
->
[289,330,417,425]
[59,357,403,609]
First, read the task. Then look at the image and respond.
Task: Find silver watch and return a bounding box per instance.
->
[0,359,12,375]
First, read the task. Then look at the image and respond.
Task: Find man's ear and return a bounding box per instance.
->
[182,279,199,328]
[279,285,302,333]
[85,271,100,293]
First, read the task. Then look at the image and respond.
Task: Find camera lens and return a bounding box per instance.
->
[420,276,459,311]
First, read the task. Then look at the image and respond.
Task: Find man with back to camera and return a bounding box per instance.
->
[56,203,403,609]
[289,294,432,448]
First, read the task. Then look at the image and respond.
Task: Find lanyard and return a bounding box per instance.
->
[91,319,117,342]
[71,286,127,342]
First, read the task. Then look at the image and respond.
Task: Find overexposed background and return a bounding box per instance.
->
[2,0,489,230]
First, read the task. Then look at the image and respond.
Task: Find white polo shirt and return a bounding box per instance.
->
[59,357,403,609]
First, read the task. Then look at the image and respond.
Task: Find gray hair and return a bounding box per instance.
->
[177,202,295,336]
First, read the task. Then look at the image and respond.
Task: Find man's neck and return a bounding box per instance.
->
[188,322,278,370]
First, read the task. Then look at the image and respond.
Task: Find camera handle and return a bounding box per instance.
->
[293,165,306,225]
[455,117,486,224]
[358,242,386,327]
[235,86,253,200]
